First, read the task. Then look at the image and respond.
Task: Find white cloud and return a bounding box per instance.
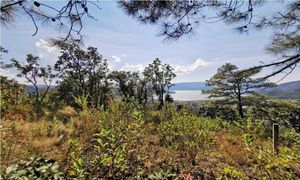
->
[0,68,27,84]
[35,39,60,66]
[118,58,210,74]
[112,55,122,62]
[120,63,145,72]
[174,58,210,74]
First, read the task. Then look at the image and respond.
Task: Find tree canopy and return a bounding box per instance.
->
[6,54,55,115]
[1,0,100,43]
[204,63,274,118]
[54,43,110,108]
[143,58,176,108]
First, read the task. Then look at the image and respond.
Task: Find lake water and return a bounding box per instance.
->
[171,90,208,101]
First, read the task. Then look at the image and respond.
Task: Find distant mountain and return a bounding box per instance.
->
[171,81,300,100]
[26,85,55,93]
[258,81,300,99]
[24,81,299,100]
[171,82,211,91]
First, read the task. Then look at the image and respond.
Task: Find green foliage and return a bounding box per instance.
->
[93,128,128,174]
[41,119,59,136]
[160,104,213,164]
[90,108,145,178]
[143,58,176,108]
[247,94,300,132]
[253,148,300,179]
[204,63,274,118]
[280,128,300,147]
[73,94,89,113]
[3,157,63,179]
[67,138,86,179]
[148,169,178,180]
[5,54,55,116]
[110,71,144,103]
[1,81,299,179]
[198,101,239,121]
[234,116,265,150]
[218,166,243,179]
[55,43,111,109]
[0,76,26,114]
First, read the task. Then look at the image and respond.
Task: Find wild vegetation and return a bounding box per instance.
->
[1,93,300,179]
[1,44,300,179]
[1,0,300,179]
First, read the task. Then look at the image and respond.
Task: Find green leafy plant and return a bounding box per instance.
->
[235,116,264,151]
[160,105,213,165]
[218,165,243,179]
[148,169,178,180]
[73,94,89,113]
[253,148,300,179]
[67,138,86,179]
[93,128,128,177]
[3,157,63,179]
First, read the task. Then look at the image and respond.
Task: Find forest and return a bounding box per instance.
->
[1,0,300,179]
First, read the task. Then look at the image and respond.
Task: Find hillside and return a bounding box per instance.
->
[172,81,300,100]
[258,81,300,99]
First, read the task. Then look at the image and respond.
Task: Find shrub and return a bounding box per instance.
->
[2,157,63,179]
[67,138,86,179]
[87,108,145,178]
[251,148,300,179]
[0,76,26,116]
[148,168,178,180]
[247,95,300,132]
[160,105,213,165]
[218,165,243,179]
[198,101,239,121]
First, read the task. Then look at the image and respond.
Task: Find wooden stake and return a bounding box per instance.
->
[273,123,279,155]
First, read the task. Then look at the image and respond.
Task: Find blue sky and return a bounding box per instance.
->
[1,1,299,84]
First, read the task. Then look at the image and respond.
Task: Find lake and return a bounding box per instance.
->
[171,90,208,101]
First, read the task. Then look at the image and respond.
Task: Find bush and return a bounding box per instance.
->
[247,95,300,132]
[160,105,214,165]
[70,104,145,179]
[2,157,64,179]
[198,101,239,121]
[251,148,300,179]
[0,76,26,116]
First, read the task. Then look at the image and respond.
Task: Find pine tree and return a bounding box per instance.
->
[204,63,274,118]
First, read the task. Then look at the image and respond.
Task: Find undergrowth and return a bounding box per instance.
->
[1,101,299,179]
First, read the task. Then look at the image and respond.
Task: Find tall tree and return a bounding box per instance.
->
[110,70,152,105]
[143,58,176,108]
[110,71,139,102]
[136,78,152,106]
[55,43,111,108]
[203,63,274,118]
[7,54,55,114]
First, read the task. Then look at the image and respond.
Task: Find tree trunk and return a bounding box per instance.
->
[158,84,164,109]
[237,95,244,118]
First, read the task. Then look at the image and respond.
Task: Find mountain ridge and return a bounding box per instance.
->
[171,81,300,99]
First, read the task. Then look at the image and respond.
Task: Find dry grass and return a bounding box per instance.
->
[0,119,73,169]
[214,130,249,166]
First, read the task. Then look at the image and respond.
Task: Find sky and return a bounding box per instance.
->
[1,1,299,84]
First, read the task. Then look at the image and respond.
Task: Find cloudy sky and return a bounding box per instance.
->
[1,1,299,84]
